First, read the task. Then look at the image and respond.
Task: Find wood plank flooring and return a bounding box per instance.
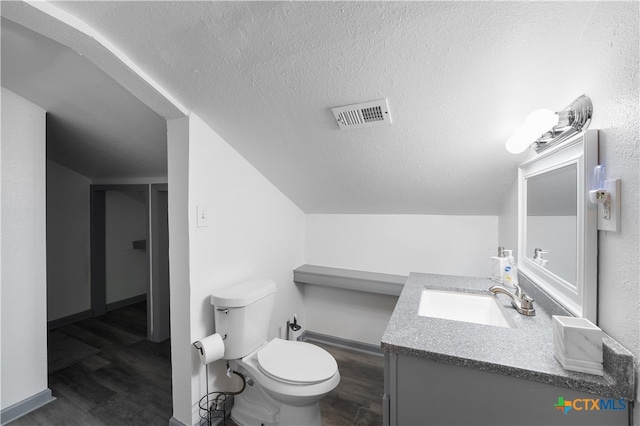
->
[11,304,384,426]
[11,302,172,426]
[317,343,384,426]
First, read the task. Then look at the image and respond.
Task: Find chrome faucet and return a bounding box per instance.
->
[489,283,536,316]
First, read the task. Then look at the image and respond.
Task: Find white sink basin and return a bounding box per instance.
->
[418,289,516,329]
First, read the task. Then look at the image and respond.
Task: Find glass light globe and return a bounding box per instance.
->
[505,133,529,154]
[505,109,557,154]
[525,109,557,136]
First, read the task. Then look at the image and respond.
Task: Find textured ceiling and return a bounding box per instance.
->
[1,1,610,214]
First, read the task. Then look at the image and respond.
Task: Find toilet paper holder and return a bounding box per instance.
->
[193,333,227,357]
[193,333,227,365]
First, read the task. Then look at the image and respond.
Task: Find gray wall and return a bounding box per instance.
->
[105,190,147,304]
[46,160,92,321]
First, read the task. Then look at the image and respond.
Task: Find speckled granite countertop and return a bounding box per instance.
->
[381,273,635,400]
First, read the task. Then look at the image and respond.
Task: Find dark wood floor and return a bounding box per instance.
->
[317,342,384,426]
[12,304,383,426]
[12,302,172,426]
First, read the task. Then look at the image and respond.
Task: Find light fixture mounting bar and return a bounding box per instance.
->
[533,95,592,153]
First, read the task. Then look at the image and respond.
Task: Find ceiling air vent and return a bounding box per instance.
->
[331,99,392,130]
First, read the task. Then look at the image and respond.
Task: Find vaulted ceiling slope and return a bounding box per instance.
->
[2,1,633,214]
[1,17,168,180]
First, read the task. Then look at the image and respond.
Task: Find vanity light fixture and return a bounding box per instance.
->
[505,95,593,154]
[533,95,593,153]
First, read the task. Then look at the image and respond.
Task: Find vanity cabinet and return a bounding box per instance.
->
[384,352,629,426]
[381,273,634,426]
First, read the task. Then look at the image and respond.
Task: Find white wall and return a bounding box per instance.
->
[306,214,498,276]
[1,88,48,409]
[577,4,640,416]
[168,113,306,426]
[498,178,518,253]
[305,286,399,345]
[498,3,640,419]
[46,160,92,321]
[105,191,147,304]
[304,214,498,344]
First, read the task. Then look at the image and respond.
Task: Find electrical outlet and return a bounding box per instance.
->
[197,205,209,228]
[598,179,620,232]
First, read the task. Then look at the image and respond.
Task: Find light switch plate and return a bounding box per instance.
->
[197,205,209,228]
[598,179,620,232]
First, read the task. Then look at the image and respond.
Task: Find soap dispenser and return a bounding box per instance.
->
[503,250,518,288]
[491,247,508,284]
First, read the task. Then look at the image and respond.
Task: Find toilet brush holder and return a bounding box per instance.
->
[287,315,303,341]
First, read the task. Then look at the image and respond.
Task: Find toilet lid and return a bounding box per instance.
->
[257,339,337,384]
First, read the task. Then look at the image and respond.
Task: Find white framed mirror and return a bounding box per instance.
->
[518,129,598,322]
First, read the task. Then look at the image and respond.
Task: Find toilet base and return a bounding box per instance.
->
[231,385,322,426]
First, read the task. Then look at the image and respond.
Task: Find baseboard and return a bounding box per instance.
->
[106,294,147,312]
[48,295,147,330]
[1,389,55,425]
[48,309,92,330]
[168,416,187,426]
[304,331,384,357]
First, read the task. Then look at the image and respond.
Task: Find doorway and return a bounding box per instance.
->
[90,184,170,342]
[36,178,173,424]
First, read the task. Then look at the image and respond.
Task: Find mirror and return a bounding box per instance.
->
[526,164,577,284]
[518,129,598,322]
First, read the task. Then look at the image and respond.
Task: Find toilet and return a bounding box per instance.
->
[211,279,340,426]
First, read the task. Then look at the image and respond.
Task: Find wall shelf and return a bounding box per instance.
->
[293,264,406,297]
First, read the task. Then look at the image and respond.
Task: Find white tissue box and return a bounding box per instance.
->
[552,315,603,375]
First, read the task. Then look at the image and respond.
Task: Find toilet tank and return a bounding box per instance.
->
[211,278,277,360]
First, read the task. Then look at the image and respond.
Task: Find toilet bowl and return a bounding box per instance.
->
[231,338,340,426]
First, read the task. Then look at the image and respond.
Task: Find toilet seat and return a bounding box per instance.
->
[257,339,337,385]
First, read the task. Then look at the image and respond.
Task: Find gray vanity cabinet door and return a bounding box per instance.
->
[387,353,628,426]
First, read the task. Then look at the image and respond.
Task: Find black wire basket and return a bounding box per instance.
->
[198,391,228,426]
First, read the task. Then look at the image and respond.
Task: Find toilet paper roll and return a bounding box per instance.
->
[195,333,225,364]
